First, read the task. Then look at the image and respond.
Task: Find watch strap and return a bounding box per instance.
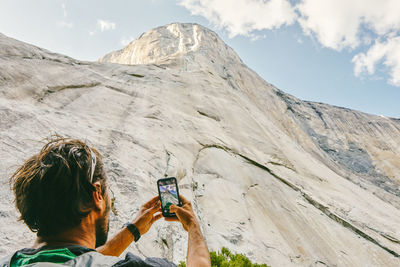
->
[123,222,141,242]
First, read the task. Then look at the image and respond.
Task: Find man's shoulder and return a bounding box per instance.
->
[70,251,178,267]
[0,250,120,267]
[66,250,120,266]
[0,248,178,267]
[114,252,177,267]
[0,254,12,267]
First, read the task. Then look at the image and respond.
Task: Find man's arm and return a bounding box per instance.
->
[186,224,211,267]
[97,196,162,257]
[168,195,211,267]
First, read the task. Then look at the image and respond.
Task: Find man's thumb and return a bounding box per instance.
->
[169,204,179,213]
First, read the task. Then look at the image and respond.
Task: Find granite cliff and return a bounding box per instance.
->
[1,23,400,266]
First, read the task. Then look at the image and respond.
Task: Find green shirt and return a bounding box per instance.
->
[11,248,77,267]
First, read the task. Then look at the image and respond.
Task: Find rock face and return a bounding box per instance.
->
[1,23,400,266]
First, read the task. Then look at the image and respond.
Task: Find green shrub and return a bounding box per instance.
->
[179,247,269,267]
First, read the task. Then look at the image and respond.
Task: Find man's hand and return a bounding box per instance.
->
[132,196,163,235]
[97,196,163,257]
[165,195,198,231]
[165,195,211,266]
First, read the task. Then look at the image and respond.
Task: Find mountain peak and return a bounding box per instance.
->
[99,23,243,67]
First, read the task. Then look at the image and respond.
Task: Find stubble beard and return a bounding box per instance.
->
[95,195,110,248]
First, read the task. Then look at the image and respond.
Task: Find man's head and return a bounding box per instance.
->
[10,137,111,247]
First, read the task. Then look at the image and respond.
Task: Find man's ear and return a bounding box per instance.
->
[92,181,104,211]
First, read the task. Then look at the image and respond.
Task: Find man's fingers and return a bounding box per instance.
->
[164,217,179,222]
[169,204,177,213]
[152,202,161,211]
[147,201,161,214]
[144,196,160,208]
[153,200,161,208]
[169,204,181,214]
[149,195,160,204]
[152,213,163,222]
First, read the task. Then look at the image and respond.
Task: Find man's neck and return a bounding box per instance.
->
[33,221,96,249]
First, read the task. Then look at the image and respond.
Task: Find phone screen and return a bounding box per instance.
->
[157,177,180,217]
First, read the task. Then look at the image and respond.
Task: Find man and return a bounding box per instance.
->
[0,137,211,266]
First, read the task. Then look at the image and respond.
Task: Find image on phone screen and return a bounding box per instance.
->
[158,178,180,216]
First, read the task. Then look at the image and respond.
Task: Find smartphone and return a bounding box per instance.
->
[157,177,182,217]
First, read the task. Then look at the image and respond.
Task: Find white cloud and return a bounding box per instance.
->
[296,0,400,51]
[179,0,400,49]
[120,36,135,46]
[353,36,400,86]
[297,0,400,85]
[178,0,297,37]
[249,33,267,42]
[58,2,73,28]
[61,3,67,18]
[58,21,73,28]
[89,19,117,36]
[179,0,400,86]
[97,19,116,32]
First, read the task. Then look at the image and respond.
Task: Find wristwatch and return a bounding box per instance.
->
[123,222,141,242]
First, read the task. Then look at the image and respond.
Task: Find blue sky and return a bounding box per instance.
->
[0,0,399,118]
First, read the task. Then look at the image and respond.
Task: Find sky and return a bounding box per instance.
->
[0,0,399,118]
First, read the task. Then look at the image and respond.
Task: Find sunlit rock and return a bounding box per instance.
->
[1,23,400,266]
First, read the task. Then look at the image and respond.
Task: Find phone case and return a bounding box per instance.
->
[157,177,182,217]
